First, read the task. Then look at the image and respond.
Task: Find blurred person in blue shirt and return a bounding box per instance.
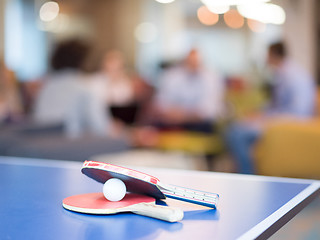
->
[152,48,225,132]
[132,48,225,147]
[225,41,316,174]
[267,42,315,117]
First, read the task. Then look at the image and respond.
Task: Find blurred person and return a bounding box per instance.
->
[133,48,225,146]
[152,48,224,131]
[225,41,316,174]
[103,50,134,108]
[33,39,111,138]
[0,59,23,124]
[92,49,153,126]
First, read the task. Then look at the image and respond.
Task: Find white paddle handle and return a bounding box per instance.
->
[130,203,184,222]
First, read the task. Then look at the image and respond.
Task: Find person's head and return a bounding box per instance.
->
[267,41,287,68]
[185,48,201,72]
[51,39,89,71]
[101,49,125,73]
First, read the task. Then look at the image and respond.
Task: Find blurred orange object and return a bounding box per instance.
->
[224,9,244,29]
[197,6,219,26]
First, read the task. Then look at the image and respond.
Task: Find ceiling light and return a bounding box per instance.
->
[39,1,59,22]
[201,0,270,7]
[155,0,175,4]
[237,3,286,25]
[197,6,219,25]
[208,5,230,14]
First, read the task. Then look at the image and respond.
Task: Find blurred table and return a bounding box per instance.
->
[0,156,319,240]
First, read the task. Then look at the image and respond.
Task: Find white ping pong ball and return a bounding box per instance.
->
[103,178,126,202]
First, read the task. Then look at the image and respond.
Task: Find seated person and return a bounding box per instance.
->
[133,48,225,146]
[0,60,23,124]
[91,49,152,126]
[33,39,112,138]
[225,41,316,174]
[152,48,224,132]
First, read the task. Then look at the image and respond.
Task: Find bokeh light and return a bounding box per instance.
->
[197,6,219,26]
[237,3,286,25]
[208,5,230,14]
[201,0,270,7]
[134,22,158,43]
[224,9,244,29]
[247,19,266,33]
[39,1,59,22]
[155,0,175,3]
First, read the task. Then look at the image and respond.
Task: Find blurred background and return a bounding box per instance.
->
[1,0,320,179]
[0,0,316,82]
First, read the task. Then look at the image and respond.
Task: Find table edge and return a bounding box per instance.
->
[237,182,320,240]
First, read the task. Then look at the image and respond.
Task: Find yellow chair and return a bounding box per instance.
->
[156,130,224,156]
[255,119,320,179]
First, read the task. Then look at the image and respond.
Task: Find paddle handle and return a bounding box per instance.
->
[131,203,184,222]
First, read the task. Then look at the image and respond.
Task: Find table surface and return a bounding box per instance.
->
[0,156,319,240]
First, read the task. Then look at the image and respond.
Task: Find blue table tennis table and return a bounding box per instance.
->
[0,156,319,240]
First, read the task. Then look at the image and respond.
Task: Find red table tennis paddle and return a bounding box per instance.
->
[82,161,219,208]
[63,192,183,222]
